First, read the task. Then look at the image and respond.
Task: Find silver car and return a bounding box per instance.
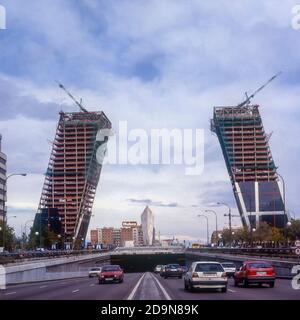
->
[221,262,236,278]
[88,267,102,278]
[184,261,228,292]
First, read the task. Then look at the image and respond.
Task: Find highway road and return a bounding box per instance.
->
[0,273,299,300]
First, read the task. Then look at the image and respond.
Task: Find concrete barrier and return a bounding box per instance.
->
[4,253,111,285]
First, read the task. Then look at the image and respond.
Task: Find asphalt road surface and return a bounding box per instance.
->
[0,273,299,300]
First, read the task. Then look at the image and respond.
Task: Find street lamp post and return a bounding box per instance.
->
[23,219,34,249]
[205,210,218,244]
[197,214,209,246]
[2,173,27,250]
[217,202,232,247]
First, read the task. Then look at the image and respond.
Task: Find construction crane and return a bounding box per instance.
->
[56,81,89,113]
[237,72,282,108]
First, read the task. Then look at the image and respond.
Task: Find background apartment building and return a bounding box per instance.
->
[90,206,156,248]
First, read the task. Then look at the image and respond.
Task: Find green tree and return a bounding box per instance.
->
[287,219,300,241]
[0,220,15,251]
[271,227,284,242]
[28,225,60,249]
[253,222,272,242]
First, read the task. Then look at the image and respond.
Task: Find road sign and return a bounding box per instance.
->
[295,248,300,256]
[295,240,300,247]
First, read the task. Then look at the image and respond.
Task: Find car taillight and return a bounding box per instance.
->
[268,269,275,276]
[221,272,227,278]
[246,269,257,276]
[192,272,199,278]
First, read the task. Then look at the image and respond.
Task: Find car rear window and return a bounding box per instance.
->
[248,263,272,269]
[167,264,180,269]
[102,265,121,272]
[90,268,100,271]
[195,263,224,272]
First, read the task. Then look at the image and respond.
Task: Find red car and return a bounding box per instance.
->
[234,261,276,288]
[98,265,124,284]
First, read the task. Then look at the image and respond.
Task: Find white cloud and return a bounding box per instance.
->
[0,0,300,241]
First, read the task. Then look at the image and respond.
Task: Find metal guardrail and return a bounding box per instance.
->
[0,249,109,265]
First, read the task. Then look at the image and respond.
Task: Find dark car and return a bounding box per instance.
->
[98,265,124,284]
[164,264,184,279]
[234,261,276,288]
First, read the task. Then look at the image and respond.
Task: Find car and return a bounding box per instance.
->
[221,262,237,278]
[160,265,167,277]
[184,261,228,292]
[154,265,164,273]
[164,264,184,279]
[98,265,124,284]
[88,267,102,278]
[234,261,276,288]
[180,265,188,273]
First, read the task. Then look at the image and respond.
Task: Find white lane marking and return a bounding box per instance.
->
[127,273,145,300]
[90,284,95,287]
[151,274,172,300]
[228,289,236,293]
[72,289,79,293]
[40,285,47,289]
[5,292,16,296]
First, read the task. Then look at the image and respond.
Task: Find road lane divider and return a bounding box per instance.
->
[127,273,145,300]
[72,289,79,293]
[4,292,16,295]
[151,273,172,300]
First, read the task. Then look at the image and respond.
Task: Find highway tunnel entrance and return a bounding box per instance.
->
[110,253,186,273]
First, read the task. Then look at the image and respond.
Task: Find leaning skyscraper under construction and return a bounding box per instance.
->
[33,85,111,249]
[211,74,288,229]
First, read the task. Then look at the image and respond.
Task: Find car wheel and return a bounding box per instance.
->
[98,280,102,284]
[179,275,182,279]
[269,282,275,288]
[243,279,249,288]
[164,276,168,279]
[234,279,239,287]
[188,281,194,292]
[221,286,227,293]
[184,280,188,291]
[119,278,123,283]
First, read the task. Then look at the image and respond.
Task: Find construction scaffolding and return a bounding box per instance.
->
[211,105,286,229]
[34,111,111,248]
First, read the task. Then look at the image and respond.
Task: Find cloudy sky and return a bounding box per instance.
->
[0,0,300,243]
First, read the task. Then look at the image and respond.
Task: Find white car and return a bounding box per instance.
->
[184,261,228,292]
[221,262,237,277]
[154,265,163,273]
[89,267,102,278]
